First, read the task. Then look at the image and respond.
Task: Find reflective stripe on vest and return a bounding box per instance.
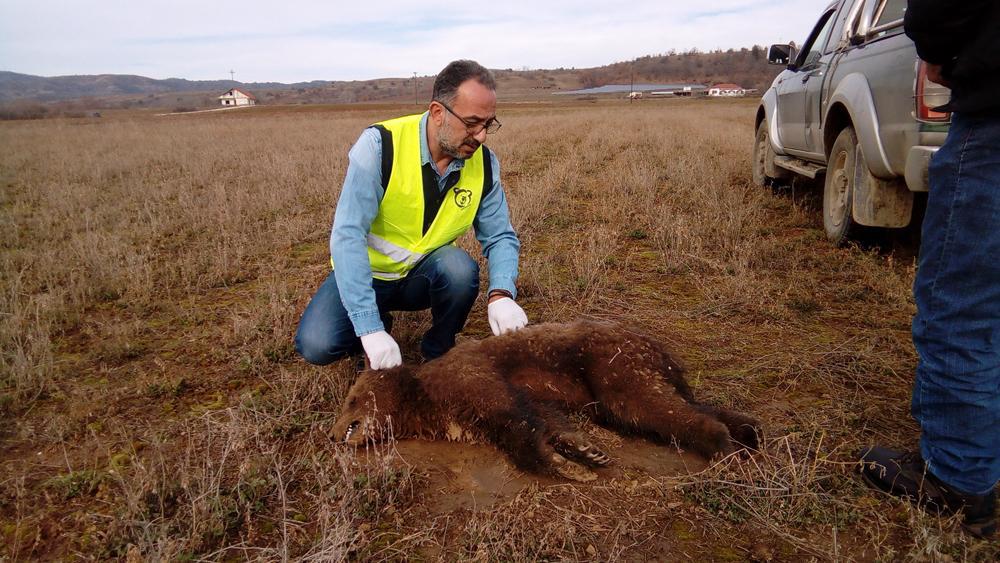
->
[366,233,425,267]
[362,113,488,281]
[369,270,406,280]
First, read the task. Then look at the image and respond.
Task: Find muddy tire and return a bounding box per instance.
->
[752,119,790,187]
[824,127,861,245]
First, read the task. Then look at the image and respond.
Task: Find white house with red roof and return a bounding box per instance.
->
[218,88,257,107]
[708,83,746,97]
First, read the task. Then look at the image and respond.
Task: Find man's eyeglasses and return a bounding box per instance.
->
[436,100,502,134]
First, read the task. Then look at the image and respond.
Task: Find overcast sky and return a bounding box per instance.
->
[0,0,831,83]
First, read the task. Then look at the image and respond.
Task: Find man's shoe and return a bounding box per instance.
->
[351,354,367,374]
[858,446,997,538]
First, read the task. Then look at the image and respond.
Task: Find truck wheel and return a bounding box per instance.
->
[824,127,861,245]
[752,119,789,187]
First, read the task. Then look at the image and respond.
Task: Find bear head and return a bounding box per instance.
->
[332,365,420,445]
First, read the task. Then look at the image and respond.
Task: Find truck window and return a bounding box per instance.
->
[799,9,838,69]
[873,0,906,28]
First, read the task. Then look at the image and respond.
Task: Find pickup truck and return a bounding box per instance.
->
[753,0,951,244]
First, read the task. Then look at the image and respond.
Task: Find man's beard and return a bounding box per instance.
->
[437,126,479,160]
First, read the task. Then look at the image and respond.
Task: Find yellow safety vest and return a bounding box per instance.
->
[339,113,491,280]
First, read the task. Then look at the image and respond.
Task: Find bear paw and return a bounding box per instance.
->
[550,431,612,467]
[729,422,761,451]
[551,453,598,482]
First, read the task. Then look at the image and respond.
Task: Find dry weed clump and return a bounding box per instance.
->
[458,484,607,561]
[0,272,55,408]
[486,104,775,321]
[678,434,875,552]
[226,273,310,374]
[92,368,420,560]
[1,113,365,405]
[455,477,684,562]
[678,432,1000,562]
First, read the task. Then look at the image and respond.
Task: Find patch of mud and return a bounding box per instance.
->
[390,436,709,515]
[393,441,536,513]
[608,436,709,477]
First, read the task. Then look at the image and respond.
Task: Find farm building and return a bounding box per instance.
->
[218,88,257,107]
[707,83,746,97]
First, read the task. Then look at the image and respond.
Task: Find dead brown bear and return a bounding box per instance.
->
[332,320,760,481]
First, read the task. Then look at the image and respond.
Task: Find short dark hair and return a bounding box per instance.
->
[432,60,496,103]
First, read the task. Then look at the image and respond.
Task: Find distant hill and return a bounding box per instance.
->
[578,46,776,91]
[0,46,780,114]
[0,71,328,103]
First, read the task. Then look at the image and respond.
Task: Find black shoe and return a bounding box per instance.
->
[858,446,997,538]
[351,354,367,373]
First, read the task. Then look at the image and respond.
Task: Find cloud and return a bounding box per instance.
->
[0,0,830,82]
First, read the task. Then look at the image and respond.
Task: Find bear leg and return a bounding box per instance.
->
[694,404,761,451]
[533,403,612,467]
[600,395,734,458]
[475,398,601,480]
[477,407,552,472]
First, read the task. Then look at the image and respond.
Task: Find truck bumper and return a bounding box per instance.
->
[904,146,938,192]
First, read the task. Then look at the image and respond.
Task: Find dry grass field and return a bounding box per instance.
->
[1,98,997,561]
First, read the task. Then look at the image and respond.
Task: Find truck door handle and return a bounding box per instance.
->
[802,70,823,83]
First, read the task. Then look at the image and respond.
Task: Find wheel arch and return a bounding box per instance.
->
[823,102,853,159]
[758,88,785,155]
[824,73,894,178]
[824,106,913,231]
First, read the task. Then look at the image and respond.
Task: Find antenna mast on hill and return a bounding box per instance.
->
[630,63,634,104]
[230,69,235,82]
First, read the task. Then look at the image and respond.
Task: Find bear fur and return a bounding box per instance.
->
[332,320,760,481]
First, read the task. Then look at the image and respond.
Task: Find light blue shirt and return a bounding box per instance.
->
[330,112,521,337]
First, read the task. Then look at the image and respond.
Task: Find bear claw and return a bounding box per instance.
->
[551,432,612,467]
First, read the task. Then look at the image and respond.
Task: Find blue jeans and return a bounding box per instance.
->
[295,245,480,364]
[912,111,1000,495]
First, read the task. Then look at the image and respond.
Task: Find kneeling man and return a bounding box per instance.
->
[296,60,528,370]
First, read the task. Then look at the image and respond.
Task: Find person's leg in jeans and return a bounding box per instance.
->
[911,112,1000,496]
[386,245,480,360]
[297,246,477,364]
[294,271,392,366]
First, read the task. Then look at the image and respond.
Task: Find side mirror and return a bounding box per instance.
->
[767,44,797,68]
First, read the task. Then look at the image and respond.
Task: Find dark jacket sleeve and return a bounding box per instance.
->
[905,0,1000,113]
[904,0,994,66]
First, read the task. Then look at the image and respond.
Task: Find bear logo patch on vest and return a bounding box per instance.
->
[453,187,473,209]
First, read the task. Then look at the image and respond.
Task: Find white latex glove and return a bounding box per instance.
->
[360,331,402,370]
[487,297,529,336]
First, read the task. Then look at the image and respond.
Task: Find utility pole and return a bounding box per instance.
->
[630,64,634,104]
[413,72,418,105]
